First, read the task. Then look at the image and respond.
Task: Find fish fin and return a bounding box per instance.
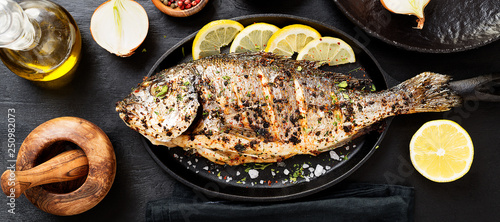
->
[327,72,374,91]
[398,72,462,112]
[227,51,322,68]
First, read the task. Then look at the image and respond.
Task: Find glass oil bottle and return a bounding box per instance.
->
[0,0,81,86]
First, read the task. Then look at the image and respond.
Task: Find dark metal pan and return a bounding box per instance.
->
[142,14,390,201]
[333,0,500,53]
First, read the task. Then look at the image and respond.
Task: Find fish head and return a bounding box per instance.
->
[116,68,199,145]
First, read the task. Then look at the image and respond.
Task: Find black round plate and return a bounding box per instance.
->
[143,14,390,201]
[333,0,500,53]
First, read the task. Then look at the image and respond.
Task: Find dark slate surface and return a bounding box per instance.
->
[0,0,499,221]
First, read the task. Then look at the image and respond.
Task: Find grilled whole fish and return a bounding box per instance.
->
[116,52,461,165]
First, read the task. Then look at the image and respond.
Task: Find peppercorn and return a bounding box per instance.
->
[161,0,201,10]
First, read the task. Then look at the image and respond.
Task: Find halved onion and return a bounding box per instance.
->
[90,0,149,57]
[381,0,430,29]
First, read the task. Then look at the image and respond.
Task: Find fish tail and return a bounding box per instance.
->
[394,72,462,113]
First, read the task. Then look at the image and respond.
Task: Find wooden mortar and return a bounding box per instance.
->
[0,117,116,216]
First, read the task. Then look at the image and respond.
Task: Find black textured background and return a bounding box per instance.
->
[0,0,499,221]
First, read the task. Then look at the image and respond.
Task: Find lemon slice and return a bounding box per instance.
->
[192,20,244,60]
[296,37,356,66]
[264,24,321,57]
[229,23,280,53]
[410,120,474,183]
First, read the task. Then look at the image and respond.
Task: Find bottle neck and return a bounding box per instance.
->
[0,0,39,51]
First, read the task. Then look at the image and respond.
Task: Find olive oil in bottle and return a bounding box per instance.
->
[0,0,81,85]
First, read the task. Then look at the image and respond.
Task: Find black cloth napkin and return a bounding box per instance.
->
[146,183,414,222]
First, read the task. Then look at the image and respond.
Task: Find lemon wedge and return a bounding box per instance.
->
[264,24,321,58]
[410,120,474,183]
[229,23,280,53]
[296,37,355,66]
[192,20,244,60]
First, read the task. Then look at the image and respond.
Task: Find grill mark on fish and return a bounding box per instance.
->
[293,78,307,146]
[234,67,254,130]
[257,69,279,141]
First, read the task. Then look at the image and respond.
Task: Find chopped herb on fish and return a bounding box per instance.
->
[156,85,169,98]
[338,81,348,88]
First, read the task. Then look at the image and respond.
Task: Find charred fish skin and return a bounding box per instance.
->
[117,52,461,165]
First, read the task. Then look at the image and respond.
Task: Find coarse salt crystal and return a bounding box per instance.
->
[314,165,324,177]
[330,151,340,161]
[248,169,259,179]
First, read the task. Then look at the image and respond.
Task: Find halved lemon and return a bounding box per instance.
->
[296,37,356,66]
[264,24,321,57]
[192,20,244,60]
[229,23,280,53]
[410,120,474,183]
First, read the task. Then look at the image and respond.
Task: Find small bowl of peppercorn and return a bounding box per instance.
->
[152,0,208,17]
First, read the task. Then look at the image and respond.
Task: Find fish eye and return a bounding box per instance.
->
[150,83,159,96]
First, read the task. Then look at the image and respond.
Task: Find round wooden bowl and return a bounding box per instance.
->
[14,117,116,216]
[152,0,209,17]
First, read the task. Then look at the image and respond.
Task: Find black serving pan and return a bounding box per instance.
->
[333,0,500,53]
[143,14,390,201]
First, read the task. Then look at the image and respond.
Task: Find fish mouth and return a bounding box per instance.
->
[115,100,138,126]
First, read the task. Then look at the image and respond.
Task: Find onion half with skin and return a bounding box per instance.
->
[91,0,149,57]
[381,0,430,29]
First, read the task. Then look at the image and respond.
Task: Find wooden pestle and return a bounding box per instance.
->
[1,149,88,199]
